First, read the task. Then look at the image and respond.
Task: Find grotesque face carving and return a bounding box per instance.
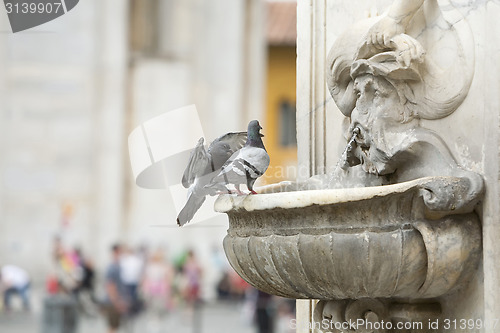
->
[345,74,419,175]
[351,75,405,130]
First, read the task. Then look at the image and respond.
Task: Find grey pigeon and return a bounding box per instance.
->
[206,120,270,195]
[177,132,247,226]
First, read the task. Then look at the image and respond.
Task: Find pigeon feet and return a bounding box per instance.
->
[217,189,247,195]
[216,190,232,195]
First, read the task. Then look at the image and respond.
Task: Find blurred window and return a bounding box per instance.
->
[129,0,160,55]
[279,100,297,147]
[129,0,193,59]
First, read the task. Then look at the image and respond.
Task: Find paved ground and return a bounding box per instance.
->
[0,301,256,333]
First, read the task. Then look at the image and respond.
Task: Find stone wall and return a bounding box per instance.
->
[0,0,128,275]
[0,0,265,298]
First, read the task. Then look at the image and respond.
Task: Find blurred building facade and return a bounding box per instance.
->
[262,1,297,184]
[0,0,267,300]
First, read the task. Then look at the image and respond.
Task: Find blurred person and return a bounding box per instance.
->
[181,250,203,333]
[217,270,249,300]
[216,271,231,300]
[47,237,64,295]
[104,244,129,333]
[183,250,202,307]
[255,289,275,333]
[46,273,60,295]
[229,270,249,299]
[72,248,98,316]
[52,236,64,262]
[142,249,174,315]
[0,265,31,311]
[170,250,189,306]
[120,246,145,315]
[52,238,81,295]
[173,250,189,272]
[241,287,257,326]
[170,262,185,308]
[77,252,96,300]
[275,298,295,333]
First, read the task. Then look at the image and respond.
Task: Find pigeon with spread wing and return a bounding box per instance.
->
[206,120,270,195]
[177,132,247,226]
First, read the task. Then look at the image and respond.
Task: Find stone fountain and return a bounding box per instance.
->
[216,0,488,331]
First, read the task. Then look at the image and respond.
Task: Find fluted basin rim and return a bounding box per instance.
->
[215,176,456,213]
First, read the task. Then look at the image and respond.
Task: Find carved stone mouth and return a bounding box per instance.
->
[343,137,389,175]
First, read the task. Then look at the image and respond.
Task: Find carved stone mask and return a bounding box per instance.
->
[346,74,419,175]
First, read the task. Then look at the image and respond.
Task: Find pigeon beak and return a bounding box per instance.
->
[260,133,265,137]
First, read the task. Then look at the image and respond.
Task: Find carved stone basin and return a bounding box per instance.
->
[215,176,481,300]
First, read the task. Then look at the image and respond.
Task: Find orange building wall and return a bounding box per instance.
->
[262,45,297,183]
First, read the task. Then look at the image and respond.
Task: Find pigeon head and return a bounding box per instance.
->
[248,120,262,135]
[247,120,266,149]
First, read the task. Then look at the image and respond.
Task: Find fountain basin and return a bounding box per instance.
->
[215,177,481,300]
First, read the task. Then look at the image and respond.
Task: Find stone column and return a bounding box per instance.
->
[92,0,129,267]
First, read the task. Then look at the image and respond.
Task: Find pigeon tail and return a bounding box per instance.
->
[176,191,206,226]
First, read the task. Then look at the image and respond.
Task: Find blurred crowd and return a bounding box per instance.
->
[49,238,208,332]
[0,237,296,333]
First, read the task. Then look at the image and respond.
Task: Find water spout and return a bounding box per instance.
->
[340,127,361,170]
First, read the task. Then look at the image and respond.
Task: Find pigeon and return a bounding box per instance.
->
[206,120,270,195]
[177,131,247,226]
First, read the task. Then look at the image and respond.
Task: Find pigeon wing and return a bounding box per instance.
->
[209,132,247,153]
[181,137,210,188]
[207,132,247,172]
